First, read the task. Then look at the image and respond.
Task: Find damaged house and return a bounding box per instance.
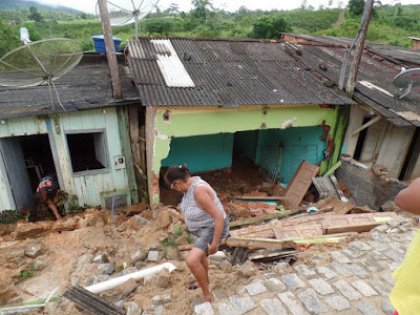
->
[282,33,420,181]
[0,55,140,212]
[126,38,354,207]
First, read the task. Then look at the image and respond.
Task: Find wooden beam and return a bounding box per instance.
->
[230,209,303,228]
[351,115,381,136]
[98,0,122,99]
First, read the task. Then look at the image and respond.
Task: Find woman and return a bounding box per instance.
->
[33,174,62,221]
[165,165,229,302]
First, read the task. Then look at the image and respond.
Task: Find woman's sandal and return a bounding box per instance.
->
[187,280,199,290]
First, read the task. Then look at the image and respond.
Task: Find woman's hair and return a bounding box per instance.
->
[165,164,190,184]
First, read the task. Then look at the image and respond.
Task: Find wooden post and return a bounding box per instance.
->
[339,0,374,95]
[98,0,122,99]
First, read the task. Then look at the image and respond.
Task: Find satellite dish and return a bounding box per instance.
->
[96,0,160,37]
[0,38,83,110]
[393,68,420,99]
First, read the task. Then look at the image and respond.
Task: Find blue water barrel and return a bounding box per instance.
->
[92,35,122,53]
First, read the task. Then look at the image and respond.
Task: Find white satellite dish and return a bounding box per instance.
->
[96,0,160,37]
[0,38,83,110]
[393,68,420,99]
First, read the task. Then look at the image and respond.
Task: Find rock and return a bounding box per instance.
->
[158,211,171,229]
[194,302,214,315]
[166,247,179,260]
[99,263,115,275]
[51,217,79,232]
[147,249,163,262]
[80,212,106,228]
[156,271,170,288]
[116,278,138,297]
[24,242,43,258]
[128,215,149,231]
[116,222,127,232]
[114,300,125,310]
[93,253,109,264]
[144,274,157,286]
[219,260,232,272]
[33,257,47,271]
[172,261,186,272]
[236,261,256,278]
[126,301,143,315]
[380,200,400,212]
[15,222,48,239]
[152,294,171,305]
[135,261,146,270]
[131,250,147,264]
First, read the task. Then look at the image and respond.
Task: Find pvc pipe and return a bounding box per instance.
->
[85,262,177,294]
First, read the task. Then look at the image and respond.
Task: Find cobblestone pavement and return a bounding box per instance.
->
[194,219,417,315]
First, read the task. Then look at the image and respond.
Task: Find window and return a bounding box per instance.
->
[66,132,108,173]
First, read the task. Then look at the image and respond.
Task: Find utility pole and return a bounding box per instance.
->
[339,0,374,95]
[98,0,122,99]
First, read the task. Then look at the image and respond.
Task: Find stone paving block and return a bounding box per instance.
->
[383,249,404,263]
[381,298,395,315]
[194,302,214,315]
[348,263,368,278]
[278,292,309,315]
[389,262,399,272]
[308,278,335,295]
[372,250,388,261]
[388,242,406,254]
[333,279,362,301]
[359,256,385,273]
[229,295,256,315]
[367,240,389,252]
[349,240,371,251]
[381,273,395,286]
[357,302,382,315]
[297,288,328,314]
[294,264,316,277]
[245,281,267,296]
[280,273,306,291]
[260,298,288,315]
[342,248,364,258]
[216,300,238,315]
[352,280,378,297]
[330,262,353,277]
[331,251,351,263]
[325,295,351,311]
[316,266,337,280]
[370,279,391,296]
[263,278,286,292]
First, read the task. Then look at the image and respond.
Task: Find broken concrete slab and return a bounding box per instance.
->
[24,242,43,258]
[147,249,163,262]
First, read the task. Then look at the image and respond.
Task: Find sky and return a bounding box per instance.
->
[34,0,419,14]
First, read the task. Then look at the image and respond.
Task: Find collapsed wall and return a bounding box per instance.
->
[336,160,407,210]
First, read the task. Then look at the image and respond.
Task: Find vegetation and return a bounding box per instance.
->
[18,265,36,280]
[0,0,418,56]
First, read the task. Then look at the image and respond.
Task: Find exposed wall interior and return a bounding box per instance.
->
[146,104,346,206]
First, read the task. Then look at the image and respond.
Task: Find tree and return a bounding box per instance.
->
[28,7,44,22]
[191,0,213,22]
[0,21,20,56]
[348,0,365,16]
[250,15,291,39]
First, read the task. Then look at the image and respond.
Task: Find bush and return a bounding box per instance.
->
[250,15,291,39]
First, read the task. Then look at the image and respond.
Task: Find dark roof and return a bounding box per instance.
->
[127,38,354,107]
[281,33,420,66]
[0,54,139,120]
[282,34,420,127]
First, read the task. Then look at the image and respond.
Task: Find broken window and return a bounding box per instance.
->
[66,132,108,173]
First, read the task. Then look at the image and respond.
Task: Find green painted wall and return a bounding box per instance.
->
[256,127,326,184]
[161,133,234,172]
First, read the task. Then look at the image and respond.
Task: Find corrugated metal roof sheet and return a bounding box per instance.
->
[0,55,140,120]
[295,44,420,127]
[127,38,353,107]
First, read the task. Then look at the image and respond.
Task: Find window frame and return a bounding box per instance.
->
[65,129,110,176]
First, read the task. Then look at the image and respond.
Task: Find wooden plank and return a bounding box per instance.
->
[273,224,323,240]
[230,224,275,239]
[322,212,398,234]
[277,215,325,228]
[282,161,320,209]
[229,209,303,228]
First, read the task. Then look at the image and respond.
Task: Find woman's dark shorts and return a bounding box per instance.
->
[190,218,230,256]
